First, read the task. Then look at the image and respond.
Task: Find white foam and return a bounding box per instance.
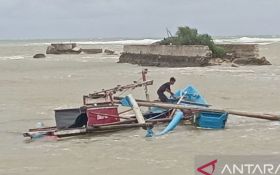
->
[214,37,280,45]
[166,67,255,74]
[270,121,280,126]
[23,39,159,46]
[205,69,255,73]
[0,56,25,60]
[24,42,51,46]
[76,39,160,45]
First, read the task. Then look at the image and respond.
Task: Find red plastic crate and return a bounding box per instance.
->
[86,106,120,126]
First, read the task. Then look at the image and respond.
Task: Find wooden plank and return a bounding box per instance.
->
[168,95,185,118]
[87,123,153,132]
[127,94,146,124]
[54,128,87,137]
[54,123,154,137]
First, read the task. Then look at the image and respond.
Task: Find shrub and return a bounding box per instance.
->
[211,46,226,58]
[159,26,225,58]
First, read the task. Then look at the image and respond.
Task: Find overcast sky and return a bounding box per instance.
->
[0,0,279,39]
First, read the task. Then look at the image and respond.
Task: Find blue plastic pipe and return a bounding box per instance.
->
[146,110,184,137]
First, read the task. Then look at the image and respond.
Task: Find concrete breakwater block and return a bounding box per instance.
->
[104,49,116,55]
[81,49,103,54]
[46,43,81,54]
[232,57,271,65]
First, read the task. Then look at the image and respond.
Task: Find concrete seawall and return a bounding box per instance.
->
[218,44,259,58]
[119,45,212,67]
[119,44,271,67]
[123,45,211,57]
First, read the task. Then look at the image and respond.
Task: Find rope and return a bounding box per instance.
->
[146,110,171,121]
[118,88,131,96]
[117,77,144,97]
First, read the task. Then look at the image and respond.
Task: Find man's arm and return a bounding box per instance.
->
[166,88,174,96]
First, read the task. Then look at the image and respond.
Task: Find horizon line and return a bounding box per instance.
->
[1,34,280,41]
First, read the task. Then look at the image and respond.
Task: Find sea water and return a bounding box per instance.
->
[0,37,279,175]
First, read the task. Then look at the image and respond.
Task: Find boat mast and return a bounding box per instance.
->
[142,69,150,102]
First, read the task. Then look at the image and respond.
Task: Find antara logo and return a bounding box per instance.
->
[197,159,218,175]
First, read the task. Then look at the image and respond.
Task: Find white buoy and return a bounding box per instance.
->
[127,94,146,124]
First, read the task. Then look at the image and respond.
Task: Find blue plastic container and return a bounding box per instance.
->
[196,111,228,129]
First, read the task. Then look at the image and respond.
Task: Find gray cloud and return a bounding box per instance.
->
[0,0,279,39]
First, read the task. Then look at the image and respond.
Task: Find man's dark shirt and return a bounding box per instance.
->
[157,82,171,94]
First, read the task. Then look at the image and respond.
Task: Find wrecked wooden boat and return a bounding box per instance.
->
[23,86,226,140]
[23,78,156,139]
[23,69,279,140]
[23,69,224,140]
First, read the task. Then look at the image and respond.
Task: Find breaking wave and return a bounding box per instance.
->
[76,39,160,45]
[9,37,280,46]
[214,37,280,45]
[23,39,160,46]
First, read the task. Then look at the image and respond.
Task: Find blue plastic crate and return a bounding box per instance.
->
[196,111,228,129]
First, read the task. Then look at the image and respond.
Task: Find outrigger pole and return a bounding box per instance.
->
[83,79,153,105]
[126,100,280,121]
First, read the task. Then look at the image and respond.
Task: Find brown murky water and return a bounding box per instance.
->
[0,40,280,175]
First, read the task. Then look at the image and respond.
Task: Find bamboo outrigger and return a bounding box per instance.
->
[130,100,280,121]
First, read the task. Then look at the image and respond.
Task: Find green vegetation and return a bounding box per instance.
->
[159,26,226,58]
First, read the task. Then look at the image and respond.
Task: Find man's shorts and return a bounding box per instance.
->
[157,92,168,102]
